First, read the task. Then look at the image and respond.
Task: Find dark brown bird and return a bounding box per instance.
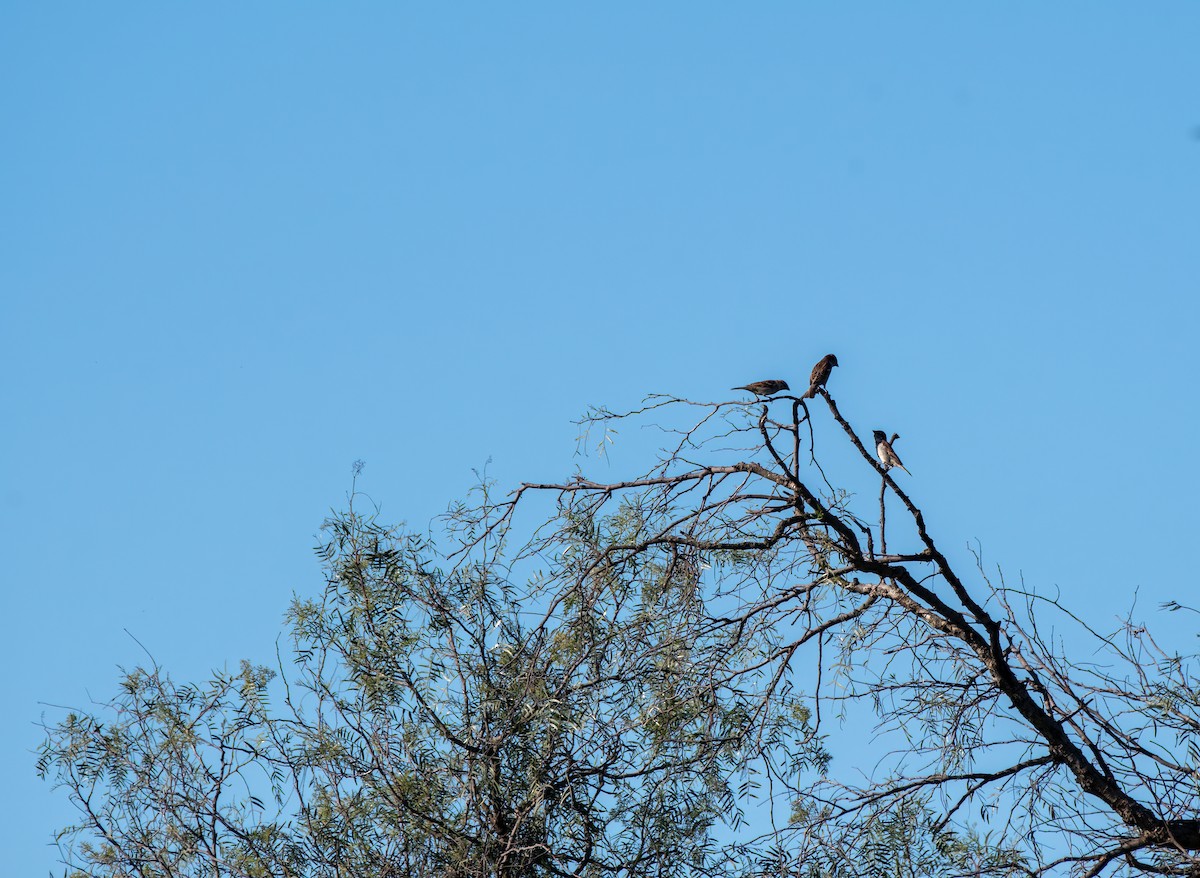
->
[732,379,790,397]
[802,354,838,399]
[873,430,911,475]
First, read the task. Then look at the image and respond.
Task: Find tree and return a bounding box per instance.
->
[39,388,1200,877]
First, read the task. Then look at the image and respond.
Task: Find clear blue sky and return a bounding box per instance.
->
[4,5,1199,872]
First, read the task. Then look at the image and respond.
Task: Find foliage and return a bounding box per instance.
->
[39,388,1200,877]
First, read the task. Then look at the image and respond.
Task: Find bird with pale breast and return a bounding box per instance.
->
[873,430,911,475]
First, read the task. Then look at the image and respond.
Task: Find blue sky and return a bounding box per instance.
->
[4,5,1199,872]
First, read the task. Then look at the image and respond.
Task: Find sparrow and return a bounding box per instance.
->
[873,430,911,475]
[732,379,790,398]
[802,354,839,399]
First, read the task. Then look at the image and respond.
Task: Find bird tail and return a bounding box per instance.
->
[897,463,912,475]
[801,385,817,399]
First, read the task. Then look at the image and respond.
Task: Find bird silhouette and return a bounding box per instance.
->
[732,379,790,397]
[802,354,838,399]
[873,430,911,475]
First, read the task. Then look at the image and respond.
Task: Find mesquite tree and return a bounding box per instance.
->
[39,388,1200,877]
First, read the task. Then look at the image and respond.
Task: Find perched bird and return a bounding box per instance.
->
[873,430,911,475]
[732,379,790,397]
[802,354,839,399]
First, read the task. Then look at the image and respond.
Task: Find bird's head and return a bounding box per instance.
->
[872,430,886,444]
[828,354,839,368]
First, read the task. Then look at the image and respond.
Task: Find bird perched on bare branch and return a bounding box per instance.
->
[873,430,911,475]
[802,354,838,399]
[732,379,790,398]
